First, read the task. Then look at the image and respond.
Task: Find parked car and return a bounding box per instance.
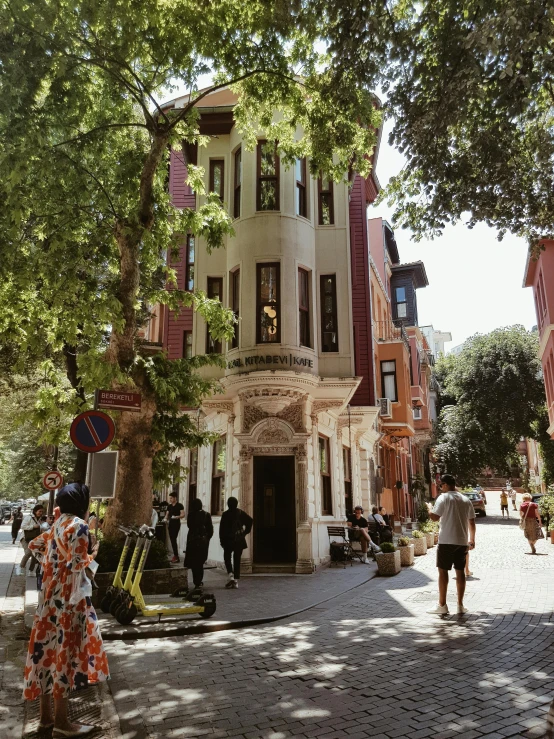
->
[463,492,487,517]
[532,493,544,505]
[0,505,13,524]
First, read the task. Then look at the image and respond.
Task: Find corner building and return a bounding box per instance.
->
[161,89,385,573]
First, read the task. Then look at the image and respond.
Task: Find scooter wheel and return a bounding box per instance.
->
[115,603,137,625]
[198,597,216,619]
[110,594,123,617]
[100,594,113,613]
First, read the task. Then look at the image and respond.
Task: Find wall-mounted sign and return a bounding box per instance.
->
[227,353,314,371]
[97,390,141,412]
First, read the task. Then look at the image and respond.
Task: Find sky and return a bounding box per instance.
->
[370,120,537,351]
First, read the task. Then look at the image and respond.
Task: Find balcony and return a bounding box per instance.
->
[373,320,410,352]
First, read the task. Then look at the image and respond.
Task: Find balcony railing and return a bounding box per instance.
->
[373,320,410,351]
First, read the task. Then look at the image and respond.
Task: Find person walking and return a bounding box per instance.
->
[23,483,108,737]
[427,474,476,615]
[509,488,517,511]
[184,499,213,594]
[18,504,44,575]
[500,489,510,518]
[520,492,544,554]
[219,497,253,589]
[165,492,185,563]
[11,506,23,544]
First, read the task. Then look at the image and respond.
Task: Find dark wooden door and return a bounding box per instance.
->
[253,456,296,564]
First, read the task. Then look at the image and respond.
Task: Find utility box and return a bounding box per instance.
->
[88,451,118,499]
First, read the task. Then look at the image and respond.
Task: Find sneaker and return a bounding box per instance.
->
[457,604,468,614]
[171,556,179,564]
[428,604,449,615]
[231,580,238,589]
[14,565,21,576]
[225,578,235,589]
[373,546,382,553]
[363,556,370,564]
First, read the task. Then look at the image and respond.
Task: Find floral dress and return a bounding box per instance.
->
[23,513,109,700]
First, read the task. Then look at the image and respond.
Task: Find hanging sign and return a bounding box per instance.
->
[70,410,116,453]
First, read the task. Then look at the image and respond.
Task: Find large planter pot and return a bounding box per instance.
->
[434,532,439,545]
[375,550,401,576]
[412,536,428,556]
[398,544,415,566]
[550,530,554,544]
[92,567,187,606]
[425,532,435,548]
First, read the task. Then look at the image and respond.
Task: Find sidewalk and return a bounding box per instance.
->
[95,559,378,639]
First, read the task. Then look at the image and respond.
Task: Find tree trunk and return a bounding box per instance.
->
[102,384,157,540]
[73,450,88,483]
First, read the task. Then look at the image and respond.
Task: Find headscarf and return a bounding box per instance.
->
[56,483,90,519]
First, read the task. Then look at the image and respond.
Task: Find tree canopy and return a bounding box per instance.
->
[434,326,548,483]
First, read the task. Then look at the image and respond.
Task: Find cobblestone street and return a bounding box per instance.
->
[106,493,554,739]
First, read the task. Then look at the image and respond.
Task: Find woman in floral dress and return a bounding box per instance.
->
[23,483,109,737]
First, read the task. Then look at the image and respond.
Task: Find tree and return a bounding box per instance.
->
[0,0,381,536]
[434,326,546,483]
[379,0,554,247]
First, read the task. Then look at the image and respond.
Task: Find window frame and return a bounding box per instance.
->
[343,447,352,517]
[318,173,334,225]
[256,262,281,344]
[395,286,408,319]
[233,147,241,219]
[183,330,193,359]
[209,159,224,200]
[320,274,339,352]
[256,140,280,211]
[319,436,333,516]
[295,157,307,218]
[210,436,226,516]
[381,359,398,403]
[185,234,195,292]
[413,407,422,420]
[298,267,311,348]
[231,268,240,349]
[206,277,223,353]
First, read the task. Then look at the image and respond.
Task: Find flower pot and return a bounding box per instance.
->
[550,530,554,544]
[425,532,434,548]
[398,544,415,566]
[412,536,427,556]
[434,532,439,545]
[375,550,401,576]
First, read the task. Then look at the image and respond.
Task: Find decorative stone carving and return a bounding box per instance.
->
[239,446,253,462]
[250,446,296,455]
[253,417,294,445]
[277,402,304,432]
[243,404,267,432]
[296,445,309,524]
[258,428,290,444]
[240,388,305,415]
[203,401,235,415]
[311,399,345,416]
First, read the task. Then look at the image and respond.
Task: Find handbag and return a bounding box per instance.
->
[519,504,531,530]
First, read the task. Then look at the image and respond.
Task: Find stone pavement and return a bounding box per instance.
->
[98,557,378,640]
[105,491,554,739]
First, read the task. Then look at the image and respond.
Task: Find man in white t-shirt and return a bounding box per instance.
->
[426,474,476,615]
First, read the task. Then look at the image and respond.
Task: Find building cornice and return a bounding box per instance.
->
[538,324,554,358]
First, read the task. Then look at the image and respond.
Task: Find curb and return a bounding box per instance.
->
[97,568,379,641]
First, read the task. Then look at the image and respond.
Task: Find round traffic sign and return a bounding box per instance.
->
[70,410,116,453]
[42,470,63,491]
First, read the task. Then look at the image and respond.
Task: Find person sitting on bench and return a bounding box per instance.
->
[347,506,381,563]
[370,506,393,542]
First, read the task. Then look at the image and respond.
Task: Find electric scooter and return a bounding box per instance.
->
[109,526,150,616]
[114,526,216,625]
[99,525,139,613]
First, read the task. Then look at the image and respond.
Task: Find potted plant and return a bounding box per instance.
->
[419,521,435,549]
[411,529,428,556]
[397,536,415,566]
[375,542,401,575]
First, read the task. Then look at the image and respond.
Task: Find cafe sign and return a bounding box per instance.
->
[227,353,314,371]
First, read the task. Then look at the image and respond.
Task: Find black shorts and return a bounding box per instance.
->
[437,544,468,571]
[501,504,508,511]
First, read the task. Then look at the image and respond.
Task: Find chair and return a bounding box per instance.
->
[327,526,366,568]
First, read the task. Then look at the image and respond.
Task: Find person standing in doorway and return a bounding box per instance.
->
[219,497,253,589]
[165,493,185,563]
[427,474,476,615]
[11,507,23,544]
[500,489,510,518]
[184,499,213,593]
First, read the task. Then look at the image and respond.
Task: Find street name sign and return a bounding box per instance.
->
[42,470,63,491]
[97,390,141,412]
[70,411,116,453]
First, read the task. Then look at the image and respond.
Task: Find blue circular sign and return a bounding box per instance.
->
[70,411,116,453]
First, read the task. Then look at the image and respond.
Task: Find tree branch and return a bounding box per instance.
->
[52,122,149,148]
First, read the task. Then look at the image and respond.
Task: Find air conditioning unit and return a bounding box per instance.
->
[379,397,392,418]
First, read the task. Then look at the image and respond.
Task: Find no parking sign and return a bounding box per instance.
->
[70,410,116,453]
